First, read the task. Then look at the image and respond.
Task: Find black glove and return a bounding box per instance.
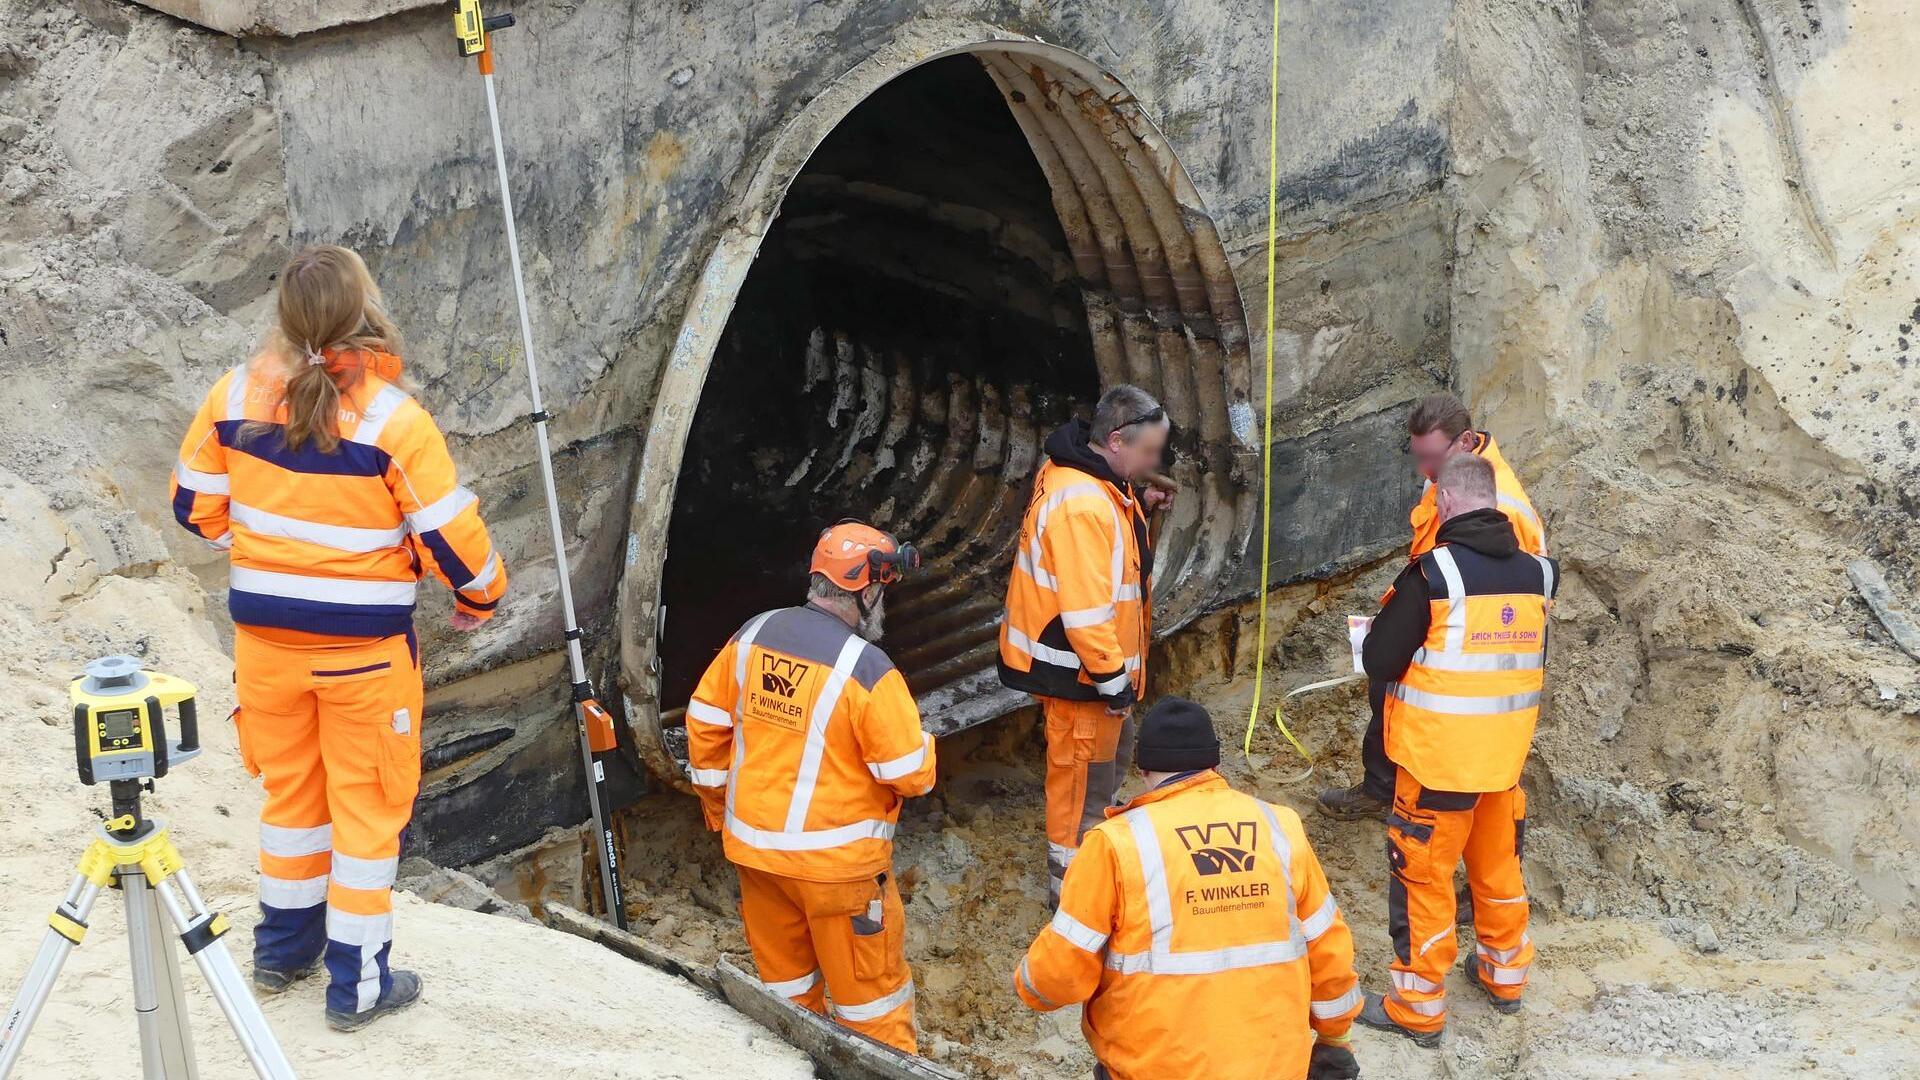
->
[1307,1040,1359,1080]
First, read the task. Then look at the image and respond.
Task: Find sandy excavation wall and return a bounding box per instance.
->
[5,0,1464,865]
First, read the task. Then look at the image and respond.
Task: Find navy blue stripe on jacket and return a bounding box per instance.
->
[214,420,391,478]
[229,589,414,639]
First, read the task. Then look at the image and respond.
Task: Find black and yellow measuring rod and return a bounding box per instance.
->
[451,1,629,930]
[1,657,297,1079]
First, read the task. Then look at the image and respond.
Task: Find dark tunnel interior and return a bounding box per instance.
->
[658,55,1099,732]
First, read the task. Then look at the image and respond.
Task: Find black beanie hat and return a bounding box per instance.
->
[1134,696,1220,773]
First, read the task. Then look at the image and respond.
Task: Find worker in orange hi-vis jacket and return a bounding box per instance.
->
[169,246,507,1031]
[684,521,935,1054]
[998,384,1173,907]
[1352,452,1557,1049]
[1015,697,1364,1080]
[1320,392,1546,823]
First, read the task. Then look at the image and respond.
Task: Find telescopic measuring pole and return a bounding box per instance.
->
[453,0,627,929]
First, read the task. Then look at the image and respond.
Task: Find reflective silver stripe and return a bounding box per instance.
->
[1059,603,1116,629]
[258,874,328,909]
[1388,987,1448,1016]
[867,736,930,781]
[1114,582,1142,603]
[1391,683,1541,715]
[1417,925,1455,956]
[330,853,398,891]
[1534,553,1555,599]
[223,363,250,420]
[784,634,867,832]
[459,550,501,592]
[731,611,776,722]
[1110,799,1306,976]
[1392,969,1443,994]
[1299,895,1339,941]
[230,566,415,607]
[1430,546,1467,653]
[763,969,820,998]
[760,968,821,991]
[1478,935,1530,963]
[408,486,476,533]
[725,812,896,852]
[1049,910,1109,953]
[1090,669,1130,696]
[687,767,729,787]
[1499,493,1543,538]
[1015,549,1057,590]
[207,532,233,551]
[348,385,409,446]
[687,699,732,728]
[324,909,393,948]
[830,978,914,1023]
[1483,895,1529,905]
[1047,841,1077,868]
[230,501,407,554]
[260,822,332,857]
[1017,958,1061,1008]
[1409,648,1543,672]
[175,461,229,495]
[1488,963,1528,985]
[1005,625,1081,669]
[1311,985,1364,1019]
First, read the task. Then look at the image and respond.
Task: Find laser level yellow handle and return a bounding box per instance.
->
[453,0,516,70]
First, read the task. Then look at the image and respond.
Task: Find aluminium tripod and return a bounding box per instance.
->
[0,780,296,1079]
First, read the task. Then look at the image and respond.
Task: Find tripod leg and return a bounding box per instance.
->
[123,868,199,1079]
[151,870,296,1080]
[0,873,104,1078]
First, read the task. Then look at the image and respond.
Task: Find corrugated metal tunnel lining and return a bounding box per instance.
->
[626,44,1256,786]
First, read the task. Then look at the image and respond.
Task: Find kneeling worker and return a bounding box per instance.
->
[1014,698,1364,1079]
[684,522,936,1054]
[1355,453,1557,1045]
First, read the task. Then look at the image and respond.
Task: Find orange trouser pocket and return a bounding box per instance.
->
[230,706,262,778]
[309,649,421,808]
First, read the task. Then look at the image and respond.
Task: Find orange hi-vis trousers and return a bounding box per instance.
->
[1040,696,1133,905]
[1384,768,1532,1032]
[233,628,423,1017]
[737,864,917,1053]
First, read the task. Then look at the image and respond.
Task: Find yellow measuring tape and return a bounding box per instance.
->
[1241,0,1305,772]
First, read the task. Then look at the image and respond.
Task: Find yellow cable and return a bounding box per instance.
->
[1243,0,1306,771]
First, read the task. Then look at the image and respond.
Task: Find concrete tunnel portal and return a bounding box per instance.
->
[622,43,1259,787]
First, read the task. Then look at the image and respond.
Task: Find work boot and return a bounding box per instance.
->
[326,970,423,1032]
[1316,783,1388,822]
[1462,948,1523,1015]
[252,956,322,995]
[1355,991,1443,1048]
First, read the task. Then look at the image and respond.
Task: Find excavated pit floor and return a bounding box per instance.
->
[487,555,1920,1078]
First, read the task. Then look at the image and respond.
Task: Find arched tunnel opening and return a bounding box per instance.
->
[624,44,1261,781]
[658,55,1101,732]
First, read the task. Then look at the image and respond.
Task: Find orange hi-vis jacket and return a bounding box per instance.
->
[1384,542,1558,792]
[686,604,937,882]
[999,451,1151,708]
[1015,771,1362,1080]
[170,357,507,636]
[1409,433,1547,559]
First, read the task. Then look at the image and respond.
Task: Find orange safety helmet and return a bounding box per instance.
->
[811,520,920,591]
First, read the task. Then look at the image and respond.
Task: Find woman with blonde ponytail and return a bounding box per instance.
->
[170,245,509,1031]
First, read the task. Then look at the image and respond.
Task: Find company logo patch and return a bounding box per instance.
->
[1500,604,1516,626]
[760,654,812,697]
[1174,820,1258,876]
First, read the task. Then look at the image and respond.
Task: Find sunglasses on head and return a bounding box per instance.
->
[1120,404,1166,429]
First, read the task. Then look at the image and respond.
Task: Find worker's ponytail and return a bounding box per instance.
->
[248,245,404,453]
